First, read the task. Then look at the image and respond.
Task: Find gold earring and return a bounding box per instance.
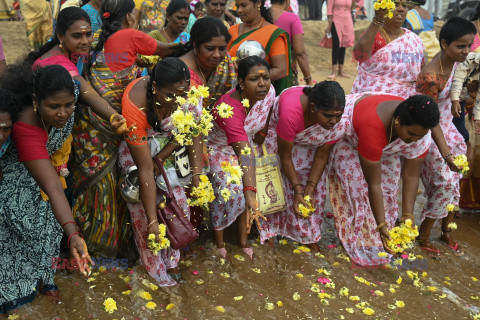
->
[33,105,37,113]
[394,120,399,125]
[152,87,156,95]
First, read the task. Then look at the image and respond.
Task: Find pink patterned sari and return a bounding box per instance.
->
[328,93,432,266]
[259,86,350,244]
[206,86,276,230]
[351,29,424,99]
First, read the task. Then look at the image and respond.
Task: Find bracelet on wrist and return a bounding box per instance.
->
[243,186,257,193]
[304,76,312,81]
[109,113,117,123]
[442,153,453,162]
[294,191,304,196]
[292,183,302,191]
[375,221,388,231]
[67,232,83,248]
[148,220,158,228]
[62,221,77,229]
[192,172,202,178]
[306,180,317,188]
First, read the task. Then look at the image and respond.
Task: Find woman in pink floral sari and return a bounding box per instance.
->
[259,81,349,251]
[207,56,275,259]
[352,0,422,99]
[415,18,476,257]
[328,94,440,266]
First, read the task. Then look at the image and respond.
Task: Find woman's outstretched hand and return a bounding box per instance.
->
[110,114,135,135]
[69,235,94,276]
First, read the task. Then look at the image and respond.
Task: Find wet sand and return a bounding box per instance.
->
[1,19,480,320]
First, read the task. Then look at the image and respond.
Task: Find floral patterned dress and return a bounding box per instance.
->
[328,93,432,266]
[206,86,276,230]
[0,117,73,313]
[416,68,467,219]
[351,29,424,99]
[258,86,350,244]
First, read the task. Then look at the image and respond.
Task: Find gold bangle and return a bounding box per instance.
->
[148,220,158,228]
[401,213,415,221]
[109,113,117,123]
[375,221,387,231]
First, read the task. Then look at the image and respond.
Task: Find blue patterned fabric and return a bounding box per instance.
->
[0,115,74,314]
[81,4,102,34]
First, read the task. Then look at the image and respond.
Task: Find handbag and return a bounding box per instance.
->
[319,32,332,49]
[154,157,199,250]
[174,145,191,179]
[254,144,286,215]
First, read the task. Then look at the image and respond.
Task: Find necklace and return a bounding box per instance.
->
[242,18,264,34]
[162,27,172,43]
[388,117,395,144]
[439,52,444,75]
[380,27,392,43]
[195,55,208,84]
[37,111,50,136]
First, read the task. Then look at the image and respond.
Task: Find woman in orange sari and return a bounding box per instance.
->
[228,0,293,94]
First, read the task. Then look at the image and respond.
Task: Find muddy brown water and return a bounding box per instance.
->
[5,193,480,320]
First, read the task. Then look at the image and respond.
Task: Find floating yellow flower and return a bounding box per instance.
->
[137,290,152,301]
[103,298,117,314]
[446,204,455,212]
[195,279,205,285]
[428,286,438,292]
[196,85,210,98]
[142,279,159,291]
[453,154,469,174]
[349,296,360,301]
[346,308,354,314]
[265,302,275,310]
[216,102,234,118]
[363,307,375,316]
[472,277,479,281]
[298,195,315,218]
[293,292,301,300]
[215,306,226,312]
[375,290,384,297]
[277,300,283,307]
[298,245,311,253]
[234,296,243,301]
[146,301,157,310]
[122,290,131,295]
[8,315,20,320]
[241,98,250,109]
[86,277,95,282]
[166,303,175,311]
[389,287,396,293]
[220,272,230,278]
[279,239,288,245]
[234,254,245,261]
[439,294,447,299]
[448,222,458,230]
[339,287,349,296]
[296,273,304,278]
[395,300,405,308]
[187,175,216,208]
[251,267,261,274]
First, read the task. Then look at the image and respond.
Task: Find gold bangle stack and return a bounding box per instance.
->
[376,221,387,231]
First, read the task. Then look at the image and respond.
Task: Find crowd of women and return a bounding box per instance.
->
[1,0,479,314]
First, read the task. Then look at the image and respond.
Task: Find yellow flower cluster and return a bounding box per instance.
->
[446,203,455,212]
[241,145,252,155]
[146,301,157,310]
[386,219,419,253]
[147,223,170,255]
[373,0,395,18]
[241,98,251,109]
[448,222,458,230]
[187,175,216,208]
[298,195,315,218]
[170,86,213,146]
[216,102,234,118]
[453,154,470,174]
[220,188,231,202]
[103,298,117,314]
[137,290,153,301]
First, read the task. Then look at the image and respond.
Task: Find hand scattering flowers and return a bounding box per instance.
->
[453,154,469,174]
[170,86,213,146]
[385,219,419,253]
[187,174,215,208]
[373,0,395,18]
[298,195,315,218]
[147,223,170,255]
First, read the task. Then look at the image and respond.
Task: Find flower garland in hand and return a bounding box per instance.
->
[170,85,213,146]
[187,174,216,208]
[147,223,170,255]
[385,219,419,254]
[373,0,395,19]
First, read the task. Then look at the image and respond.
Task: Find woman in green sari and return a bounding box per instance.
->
[227,0,293,94]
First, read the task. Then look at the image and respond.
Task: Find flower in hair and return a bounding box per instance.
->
[103,12,111,18]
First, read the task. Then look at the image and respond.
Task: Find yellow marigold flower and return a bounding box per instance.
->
[448,222,458,230]
[298,245,311,253]
[142,279,159,291]
[439,294,447,299]
[326,282,335,289]
[195,279,205,285]
[472,313,480,320]
[176,96,187,106]
[363,307,375,316]
[241,98,250,108]
[377,252,388,258]
[293,249,302,254]
[103,298,117,314]
[293,292,301,300]
[8,315,20,320]
[471,296,479,300]
[220,272,230,278]
[472,277,479,281]
[298,196,315,218]
[453,154,469,174]
[295,273,304,278]
[422,272,428,278]
[216,102,234,118]
[428,286,438,292]
[234,296,243,301]
[166,303,175,311]
[148,233,155,241]
[375,290,384,297]
[241,146,251,155]
[279,239,288,245]
[98,266,107,272]
[389,287,396,293]
[349,295,360,301]
[277,300,283,307]
[146,301,157,310]
[339,287,349,296]
[197,85,210,98]
[122,290,131,295]
[138,290,152,301]
[265,302,275,310]
[215,306,226,312]
[86,277,95,282]
[394,258,403,266]
[446,204,455,212]
[317,268,331,275]
[395,300,405,308]
[251,268,261,274]
[315,252,326,258]
[220,188,231,202]
[234,254,245,261]
[346,308,354,314]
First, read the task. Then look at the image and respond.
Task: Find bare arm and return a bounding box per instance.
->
[431,125,460,172]
[23,158,93,274]
[291,34,312,85]
[353,9,387,63]
[269,54,288,81]
[401,157,424,221]
[187,134,204,187]
[154,41,181,57]
[304,143,334,198]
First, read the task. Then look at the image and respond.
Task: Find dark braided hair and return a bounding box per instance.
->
[246,0,273,24]
[23,7,91,68]
[32,65,76,103]
[393,95,439,129]
[172,17,231,57]
[235,56,270,91]
[302,81,345,112]
[0,88,21,123]
[146,57,190,132]
[87,0,135,71]
[165,0,190,27]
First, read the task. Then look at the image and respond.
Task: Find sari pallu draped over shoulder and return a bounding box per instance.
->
[70,50,138,261]
[351,29,424,99]
[228,24,294,95]
[328,93,432,267]
[0,117,73,313]
[258,86,350,244]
